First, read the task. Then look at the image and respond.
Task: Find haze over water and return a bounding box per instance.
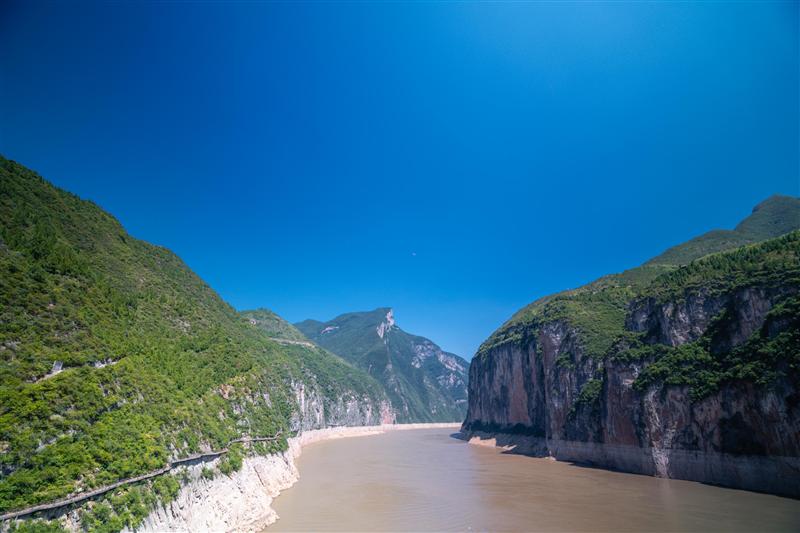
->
[268,428,800,532]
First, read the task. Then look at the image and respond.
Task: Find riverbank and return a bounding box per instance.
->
[269,427,800,532]
[461,430,800,499]
[137,423,460,532]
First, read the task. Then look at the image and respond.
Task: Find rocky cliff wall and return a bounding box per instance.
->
[463,283,800,498]
[135,446,298,533]
[289,380,395,432]
[133,380,396,533]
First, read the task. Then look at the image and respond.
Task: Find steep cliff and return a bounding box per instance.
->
[297,308,469,422]
[0,156,392,531]
[464,198,800,497]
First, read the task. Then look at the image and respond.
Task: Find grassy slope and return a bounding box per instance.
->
[0,157,382,526]
[646,195,800,266]
[240,308,309,342]
[479,195,800,359]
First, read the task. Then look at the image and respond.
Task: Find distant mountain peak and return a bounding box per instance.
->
[734,194,800,238]
[376,309,395,339]
[646,194,800,266]
[749,194,796,213]
[295,308,468,423]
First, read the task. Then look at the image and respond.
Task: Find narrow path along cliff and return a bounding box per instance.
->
[136,423,462,533]
[0,434,283,522]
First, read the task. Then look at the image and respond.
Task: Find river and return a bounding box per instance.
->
[267,428,799,532]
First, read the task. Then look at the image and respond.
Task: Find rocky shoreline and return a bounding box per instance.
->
[462,430,800,499]
[136,423,460,533]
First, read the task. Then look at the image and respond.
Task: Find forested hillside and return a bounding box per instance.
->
[0,156,389,530]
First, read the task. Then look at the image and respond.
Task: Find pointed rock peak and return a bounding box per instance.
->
[377,309,395,339]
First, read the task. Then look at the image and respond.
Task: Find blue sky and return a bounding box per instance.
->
[1,1,797,358]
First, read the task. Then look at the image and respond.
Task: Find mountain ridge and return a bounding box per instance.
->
[480,194,800,359]
[296,307,469,423]
[646,194,800,267]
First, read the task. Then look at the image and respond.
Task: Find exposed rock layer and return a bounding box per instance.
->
[137,424,460,533]
[464,245,800,498]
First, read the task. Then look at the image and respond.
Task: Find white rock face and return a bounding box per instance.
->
[136,447,299,533]
[136,424,459,533]
[376,310,395,339]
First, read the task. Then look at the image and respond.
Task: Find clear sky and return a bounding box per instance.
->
[1,1,798,358]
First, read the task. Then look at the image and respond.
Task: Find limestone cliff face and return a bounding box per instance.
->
[464,319,602,445]
[464,234,800,497]
[135,447,299,533]
[136,387,394,533]
[290,380,395,431]
[611,285,799,458]
[626,285,793,350]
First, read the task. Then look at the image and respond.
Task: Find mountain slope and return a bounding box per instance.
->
[241,308,395,428]
[480,194,800,361]
[0,156,390,528]
[241,308,309,344]
[463,197,800,497]
[646,194,800,266]
[296,308,468,422]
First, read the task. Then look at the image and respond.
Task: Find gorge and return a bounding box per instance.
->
[3,3,798,531]
[0,157,464,531]
[1,157,798,532]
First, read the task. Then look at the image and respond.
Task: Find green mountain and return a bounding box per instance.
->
[646,194,800,266]
[296,308,469,423]
[241,308,309,343]
[0,156,389,528]
[464,196,800,496]
[481,194,800,359]
[240,308,393,416]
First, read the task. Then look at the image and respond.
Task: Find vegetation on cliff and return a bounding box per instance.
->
[478,196,800,361]
[626,234,800,400]
[645,195,800,266]
[0,156,387,529]
[474,198,800,425]
[241,308,390,405]
[240,308,308,343]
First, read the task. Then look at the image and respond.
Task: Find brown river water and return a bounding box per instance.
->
[267,428,800,532]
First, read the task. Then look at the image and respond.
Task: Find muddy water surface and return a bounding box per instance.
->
[268,428,800,532]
